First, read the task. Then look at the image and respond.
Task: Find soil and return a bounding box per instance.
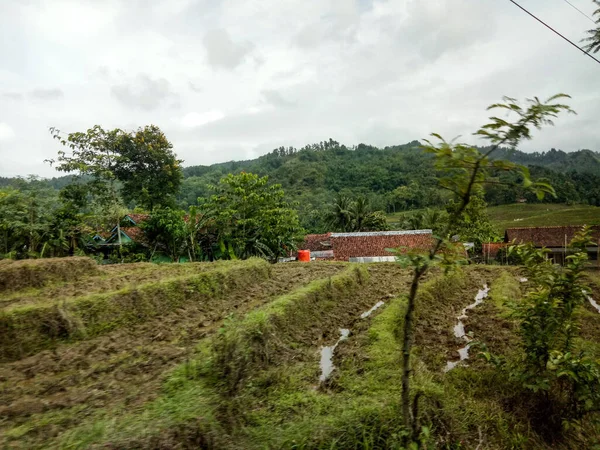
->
[0,263,345,448]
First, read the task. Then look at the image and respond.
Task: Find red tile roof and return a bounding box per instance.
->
[505,225,600,248]
[124,214,149,225]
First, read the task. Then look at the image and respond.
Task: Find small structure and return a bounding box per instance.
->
[104,214,149,246]
[300,230,433,262]
[504,225,600,265]
[482,242,507,262]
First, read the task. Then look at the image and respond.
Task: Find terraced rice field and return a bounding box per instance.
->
[1,257,600,449]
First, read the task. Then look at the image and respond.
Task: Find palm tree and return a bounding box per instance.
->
[328,195,354,232]
[582,1,600,54]
[352,196,370,232]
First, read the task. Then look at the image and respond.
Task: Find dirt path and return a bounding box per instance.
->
[0,263,345,447]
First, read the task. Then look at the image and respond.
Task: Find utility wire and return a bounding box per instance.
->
[560,0,596,24]
[508,0,600,65]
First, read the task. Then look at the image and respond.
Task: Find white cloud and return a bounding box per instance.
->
[0,123,15,141]
[0,0,598,177]
[180,110,225,128]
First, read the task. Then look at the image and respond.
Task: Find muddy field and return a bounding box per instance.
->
[2,261,600,449]
[0,261,346,447]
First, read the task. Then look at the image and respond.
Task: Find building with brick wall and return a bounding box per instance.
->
[300,230,433,261]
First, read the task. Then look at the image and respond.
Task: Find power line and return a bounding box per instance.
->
[508,0,600,65]
[560,0,596,24]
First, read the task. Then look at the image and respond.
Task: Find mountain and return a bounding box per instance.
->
[3,141,600,214]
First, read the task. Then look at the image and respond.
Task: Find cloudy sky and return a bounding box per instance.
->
[0,0,598,177]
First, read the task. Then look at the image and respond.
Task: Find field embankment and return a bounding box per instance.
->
[0,257,99,293]
[0,258,272,362]
[2,260,600,449]
[0,260,348,448]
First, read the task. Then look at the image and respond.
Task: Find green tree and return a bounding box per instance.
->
[45,184,93,257]
[583,0,600,53]
[483,228,600,433]
[113,125,183,210]
[198,173,303,262]
[446,195,499,245]
[49,125,126,250]
[327,195,354,232]
[141,207,187,262]
[401,208,448,235]
[327,195,389,232]
[396,94,572,443]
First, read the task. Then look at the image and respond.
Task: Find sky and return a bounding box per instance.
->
[0,0,599,177]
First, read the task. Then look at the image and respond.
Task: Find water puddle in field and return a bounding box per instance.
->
[360,301,385,318]
[319,300,389,382]
[319,329,350,382]
[585,292,600,313]
[445,285,489,372]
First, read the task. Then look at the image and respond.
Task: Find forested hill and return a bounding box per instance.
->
[491,147,600,176]
[179,140,600,212]
[3,140,600,213]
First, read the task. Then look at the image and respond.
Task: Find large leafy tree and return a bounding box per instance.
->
[198,173,303,262]
[49,125,182,211]
[113,125,183,210]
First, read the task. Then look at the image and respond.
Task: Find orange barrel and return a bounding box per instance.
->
[297,250,310,262]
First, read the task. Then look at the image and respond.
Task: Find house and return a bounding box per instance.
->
[504,225,600,265]
[300,230,434,262]
[103,214,150,246]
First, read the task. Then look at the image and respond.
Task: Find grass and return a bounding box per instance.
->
[38,263,373,449]
[0,257,99,293]
[3,261,600,449]
[487,203,600,233]
[0,259,271,362]
[386,203,600,234]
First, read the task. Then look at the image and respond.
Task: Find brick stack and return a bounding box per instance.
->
[300,233,332,252]
[330,231,433,261]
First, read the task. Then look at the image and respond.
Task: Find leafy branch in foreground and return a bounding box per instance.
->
[483,227,600,438]
[396,94,573,443]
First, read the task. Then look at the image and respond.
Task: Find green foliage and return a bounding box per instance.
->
[0,178,60,259]
[113,125,183,210]
[141,207,187,262]
[325,195,390,232]
[397,93,573,443]
[484,227,600,430]
[447,195,500,245]
[49,124,182,210]
[198,172,304,262]
[582,0,600,54]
